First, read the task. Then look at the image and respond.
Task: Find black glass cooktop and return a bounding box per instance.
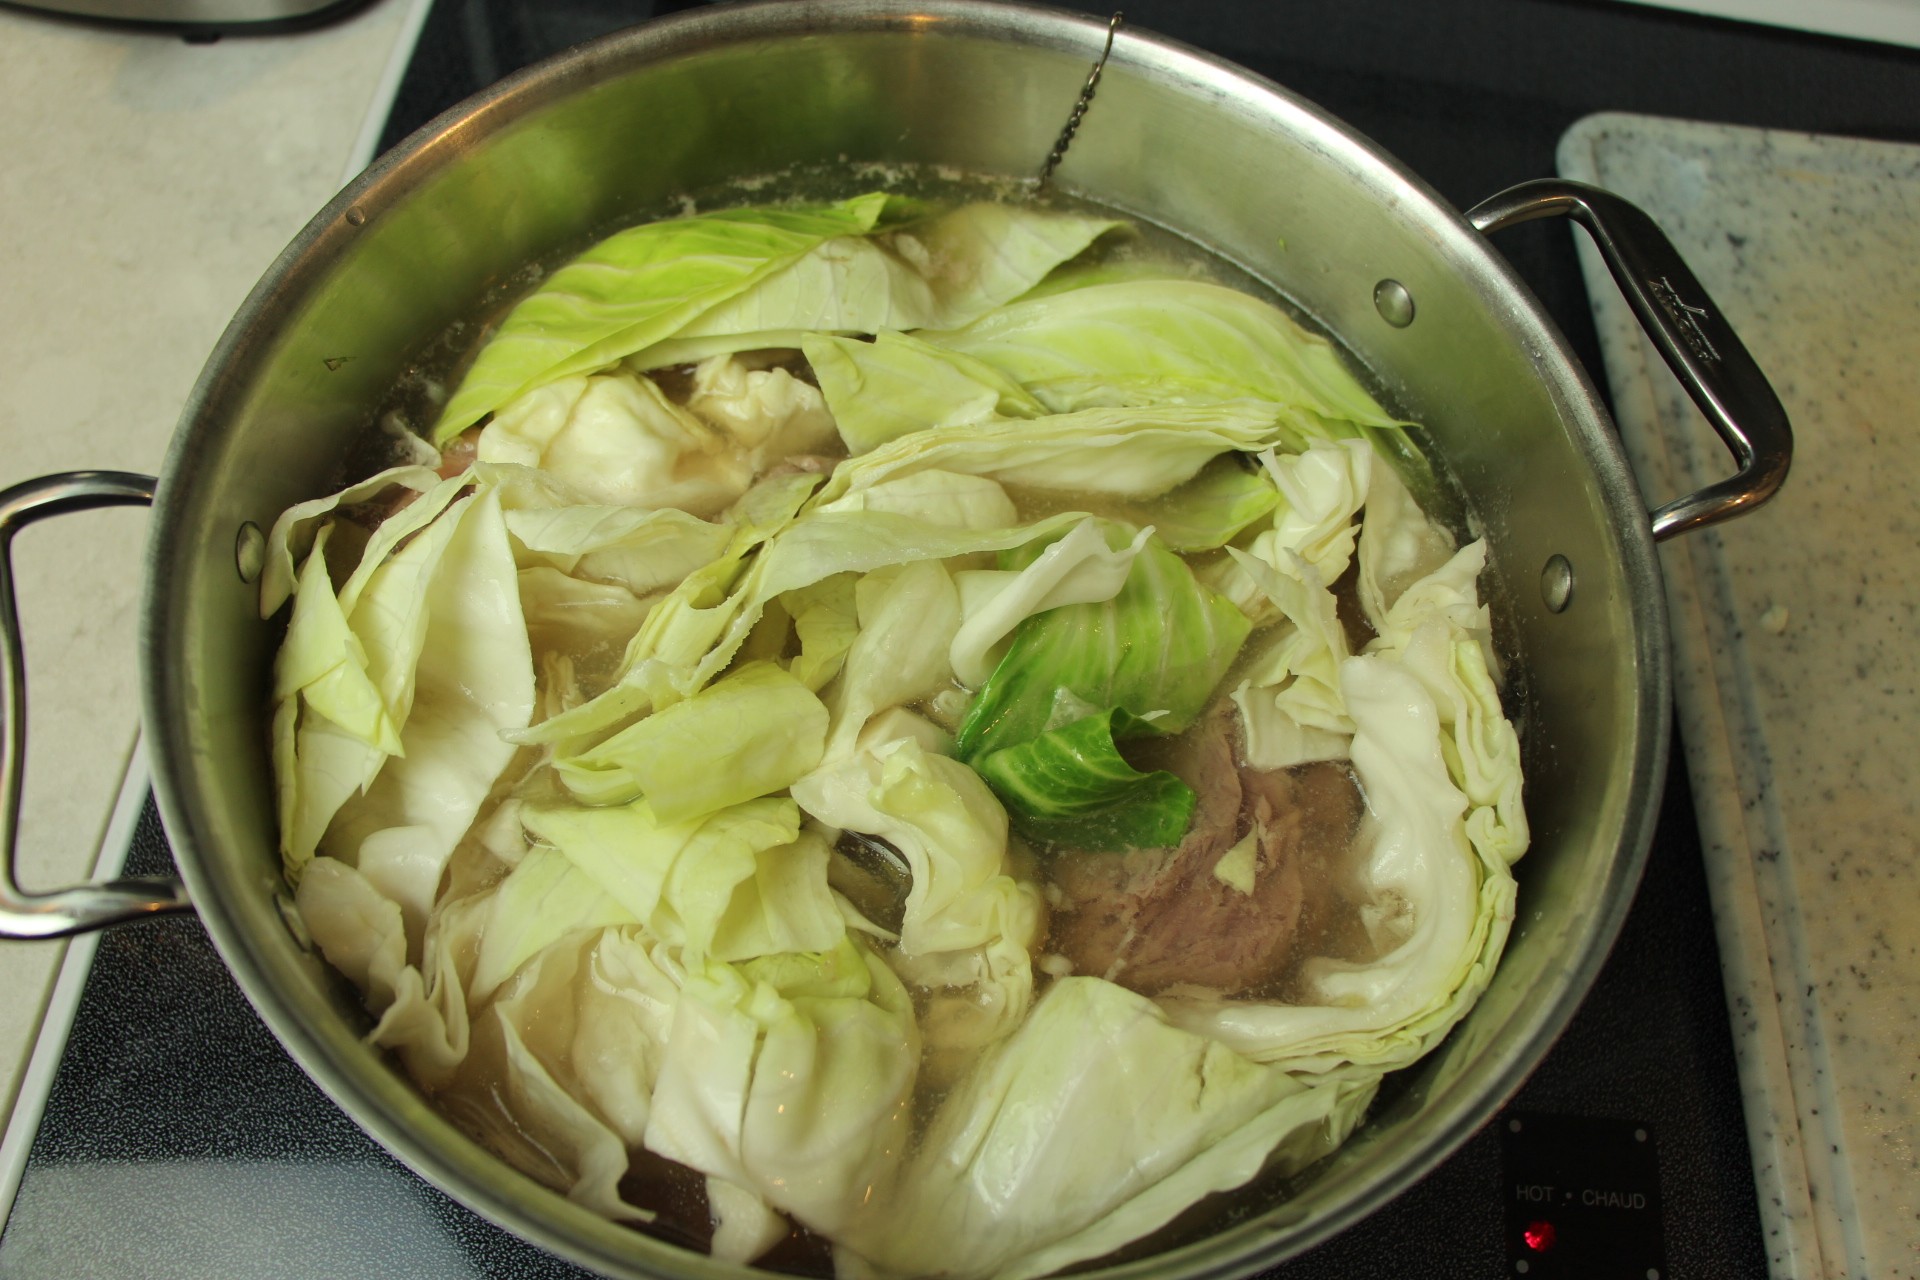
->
[6,1,1920,1276]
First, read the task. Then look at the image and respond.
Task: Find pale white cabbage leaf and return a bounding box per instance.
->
[791,738,1043,1071]
[644,939,920,1238]
[478,371,751,515]
[684,353,839,470]
[259,462,442,617]
[836,977,1374,1280]
[323,484,536,948]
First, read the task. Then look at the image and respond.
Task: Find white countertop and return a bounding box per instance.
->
[0,0,423,1149]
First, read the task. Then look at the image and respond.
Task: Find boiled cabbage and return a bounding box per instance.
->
[275,193,1529,1280]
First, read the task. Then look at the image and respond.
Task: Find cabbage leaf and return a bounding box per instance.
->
[520,794,844,965]
[645,940,920,1238]
[955,527,1250,760]
[813,469,1019,530]
[323,484,536,947]
[816,401,1294,504]
[837,977,1373,1280]
[432,194,893,441]
[295,855,472,1086]
[491,940,650,1221]
[467,845,638,1004]
[925,277,1406,443]
[948,518,1148,690]
[552,660,827,817]
[1224,545,1356,770]
[683,354,838,471]
[506,470,821,748]
[803,330,1045,454]
[477,371,752,515]
[259,463,441,617]
[629,203,1118,369]
[791,738,1043,1074]
[971,708,1195,849]
[818,559,963,765]
[498,478,732,597]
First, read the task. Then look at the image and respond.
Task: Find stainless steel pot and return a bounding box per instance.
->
[0,3,1789,1276]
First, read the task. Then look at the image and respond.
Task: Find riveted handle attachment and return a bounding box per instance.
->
[1468,178,1792,541]
[0,472,191,939]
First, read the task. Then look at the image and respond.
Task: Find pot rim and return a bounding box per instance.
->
[143,3,1671,1277]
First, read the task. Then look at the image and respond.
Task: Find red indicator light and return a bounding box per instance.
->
[1524,1220,1558,1252]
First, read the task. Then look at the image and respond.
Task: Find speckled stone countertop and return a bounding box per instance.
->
[1560,113,1920,1280]
[0,0,424,1154]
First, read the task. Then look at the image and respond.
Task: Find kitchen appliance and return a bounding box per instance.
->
[0,0,371,35]
[7,0,1912,1274]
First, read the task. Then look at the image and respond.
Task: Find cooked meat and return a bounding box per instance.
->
[437,425,483,479]
[1047,705,1363,995]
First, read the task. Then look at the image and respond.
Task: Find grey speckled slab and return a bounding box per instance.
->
[1558,114,1920,1280]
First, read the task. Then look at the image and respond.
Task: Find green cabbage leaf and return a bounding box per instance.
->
[970,708,1195,850]
[630,203,1118,368]
[321,484,536,945]
[506,470,821,749]
[1226,546,1356,769]
[258,463,441,617]
[491,939,651,1221]
[1116,455,1280,552]
[924,277,1409,444]
[952,524,1251,848]
[813,469,1019,529]
[948,517,1148,689]
[477,371,751,515]
[431,194,893,441]
[955,528,1250,760]
[817,559,963,764]
[489,460,733,593]
[1365,540,1528,867]
[467,844,637,1004]
[553,660,828,818]
[803,330,1045,454]
[294,855,473,1087]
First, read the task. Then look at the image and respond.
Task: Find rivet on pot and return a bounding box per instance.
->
[1373,278,1415,328]
[345,206,367,227]
[235,521,266,584]
[1541,554,1574,613]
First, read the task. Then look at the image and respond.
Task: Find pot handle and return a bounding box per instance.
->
[1467,178,1791,542]
[0,472,192,940]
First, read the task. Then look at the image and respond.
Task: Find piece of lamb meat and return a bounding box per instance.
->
[1047,704,1362,995]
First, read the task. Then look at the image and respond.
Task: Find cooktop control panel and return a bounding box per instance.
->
[1503,1112,1668,1279]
